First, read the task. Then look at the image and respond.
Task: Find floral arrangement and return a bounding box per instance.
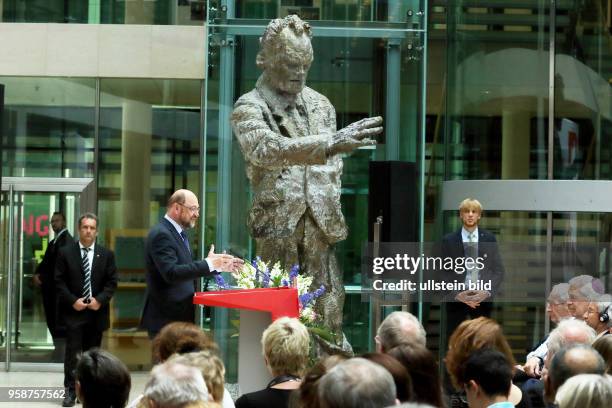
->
[213,256,325,324]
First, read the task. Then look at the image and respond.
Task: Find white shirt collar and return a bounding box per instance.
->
[461,227,479,242]
[164,214,184,236]
[79,241,95,252]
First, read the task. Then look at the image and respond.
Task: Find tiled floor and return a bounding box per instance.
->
[0,371,149,407]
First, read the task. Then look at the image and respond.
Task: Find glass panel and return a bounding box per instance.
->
[427,0,553,362]
[98,78,201,370]
[553,1,612,180]
[10,192,78,363]
[0,1,206,25]
[0,77,96,178]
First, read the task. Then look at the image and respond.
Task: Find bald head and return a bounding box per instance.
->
[166,189,200,229]
[546,345,605,401]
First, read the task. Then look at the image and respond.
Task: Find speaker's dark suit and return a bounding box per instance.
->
[55,241,117,392]
[441,228,504,338]
[140,217,216,335]
[36,229,72,339]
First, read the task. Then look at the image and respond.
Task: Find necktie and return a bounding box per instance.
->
[81,247,92,302]
[466,233,478,283]
[180,231,191,256]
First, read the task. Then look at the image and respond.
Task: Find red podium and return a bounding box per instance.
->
[194,288,299,394]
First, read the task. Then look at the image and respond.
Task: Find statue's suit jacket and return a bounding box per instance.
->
[231,76,347,243]
[141,218,214,333]
[55,241,117,331]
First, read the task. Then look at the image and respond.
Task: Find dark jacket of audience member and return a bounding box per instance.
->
[387,343,444,407]
[76,348,131,408]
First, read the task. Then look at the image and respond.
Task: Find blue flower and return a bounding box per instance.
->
[289,264,299,280]
[262,266,271,288]
[281,279,289,287]
[314,285,326,298]
[214,274,229,290]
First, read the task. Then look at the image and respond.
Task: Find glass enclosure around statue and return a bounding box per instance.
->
[203,0,428,377]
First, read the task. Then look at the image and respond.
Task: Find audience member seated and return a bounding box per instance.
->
[75,348,131,408]
[128,322,232,408]
[142,360,212,408]
[543,344,605,404]
[170,351,227,406]
[520,283,570,378]
[387,343,443,407]
[235,317,309,408]
[289,355,347,408]
[152,322,218,362]
[375,311,427,352]
[461,349,514,408]
[445,317,521,408]
[582,293,612,340]
[318,358,398,408]
[362,352,413,403]
[522,318,597,408]
[554,374,612,408]
[592,335,612,373]
[567,275,603,320]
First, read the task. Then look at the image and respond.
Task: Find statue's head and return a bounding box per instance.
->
[257,15,314,95]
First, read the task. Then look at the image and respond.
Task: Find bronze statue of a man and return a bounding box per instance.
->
[231,15,382,352]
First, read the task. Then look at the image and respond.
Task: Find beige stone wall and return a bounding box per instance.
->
[0,23,205,79]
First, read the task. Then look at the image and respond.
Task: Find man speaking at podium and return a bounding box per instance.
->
[141,189,242,339]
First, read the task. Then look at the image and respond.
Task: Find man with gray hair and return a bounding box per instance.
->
[522,283,571,377]
[567,275,604,319]
[318,358,398,408]
[582,293,612,339]
[375,311,426,352]
[521,319,597,407]
[143,360,209,408]
[543,344,605,403]
[546,318,597,364]
[232,14,383,351]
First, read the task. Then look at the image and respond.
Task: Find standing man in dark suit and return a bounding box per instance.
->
[55,213,118,407]
[33,211,72,362]
[140,189,242,339]
[441,198,505,339]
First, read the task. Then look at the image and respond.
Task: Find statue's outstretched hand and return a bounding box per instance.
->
[327,116,383,156]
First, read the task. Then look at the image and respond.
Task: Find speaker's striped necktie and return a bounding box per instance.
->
[82,247,92,302]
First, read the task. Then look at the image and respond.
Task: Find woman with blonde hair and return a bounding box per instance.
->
[170,351,226,405]
[236,317,310,408]
[555,374,612,408]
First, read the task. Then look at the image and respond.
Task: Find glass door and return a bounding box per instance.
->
[1,177,93,370]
